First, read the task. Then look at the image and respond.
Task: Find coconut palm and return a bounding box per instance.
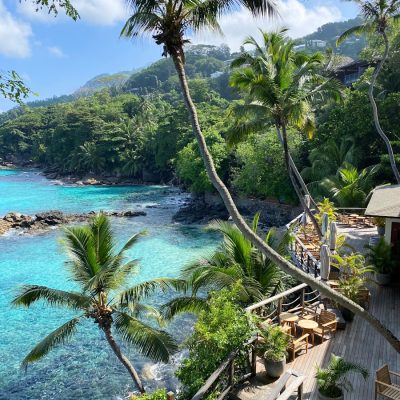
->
[321,162,379,207]
[229,29,343,237]
[337,0,400,183]
[162,214,293,318]
[121,0,400,352]
[12,214,177,393]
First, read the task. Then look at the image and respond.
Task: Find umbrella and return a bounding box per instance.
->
[321,212,329,237]
[330,221,338,252]
[320,244,331,281]
[304,195,311,224]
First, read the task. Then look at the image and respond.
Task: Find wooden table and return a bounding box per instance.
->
[298,319,318,346]
[280,312,299,336]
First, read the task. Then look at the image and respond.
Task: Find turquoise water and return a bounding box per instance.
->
[0,170,217,399]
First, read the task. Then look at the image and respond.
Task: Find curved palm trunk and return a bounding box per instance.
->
[172,53,400,353]
[275,128,319,211]
[369,32,400,184]
[103,325,145,393]
[279,125,322,238]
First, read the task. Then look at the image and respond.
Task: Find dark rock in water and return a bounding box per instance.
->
[0,209,147,236]
[105,210,146,217]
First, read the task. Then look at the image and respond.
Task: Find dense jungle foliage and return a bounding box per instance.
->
[0,22,399,207]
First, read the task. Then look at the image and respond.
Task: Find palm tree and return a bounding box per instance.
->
[162,214,293,318]
[321,162,379,207]
[121,0,400,352]
[337,0,400,183]
[12,214,177,393]
[229,29,343,237]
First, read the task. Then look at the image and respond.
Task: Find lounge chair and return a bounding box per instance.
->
[375,365,400,399]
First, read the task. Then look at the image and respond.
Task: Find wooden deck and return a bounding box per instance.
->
[241,282,400,399]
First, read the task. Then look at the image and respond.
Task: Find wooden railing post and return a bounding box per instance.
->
[167,391,175,400]
[228,360,235,387]
[251,342,257,377]
[301,287,305,309]
[277,298,283,318]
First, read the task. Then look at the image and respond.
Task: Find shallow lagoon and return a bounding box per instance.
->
[0,170,217,399]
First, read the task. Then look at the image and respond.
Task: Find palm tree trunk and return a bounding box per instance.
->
[103,325,145,393]
[171,53,400,352]
[368,31,400,184]
[279,125,322,238]
[275,128,319,211]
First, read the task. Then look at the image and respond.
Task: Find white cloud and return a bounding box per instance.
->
[191,0,343,51]
[48,46,66,58]
[18,0,128,26]
[0,0,32,58]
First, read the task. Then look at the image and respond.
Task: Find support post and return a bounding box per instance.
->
[228,360,235,387]
[251,344,257,377]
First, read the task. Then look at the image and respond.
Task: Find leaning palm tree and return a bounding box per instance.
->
[12,214,177,393]
[121,0,400,352]
[162,214,293,318]
[229,29,343,237]
[337,0,400,183]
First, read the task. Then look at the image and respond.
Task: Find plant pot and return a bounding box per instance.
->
[340,307,355,322]
[317,388,344,400]
[375,272,391,286]
[264,356,286,378]
[377,226,385,236]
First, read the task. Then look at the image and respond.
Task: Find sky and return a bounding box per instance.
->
[0,0,359,111]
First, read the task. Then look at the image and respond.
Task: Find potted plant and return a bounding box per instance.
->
[365,237,395,286]
[258,325,289,378]
[373,217,385,236]
[331,254,373,321]
[316,354,368,400]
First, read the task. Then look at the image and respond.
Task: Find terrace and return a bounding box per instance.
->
[191,210,400,400]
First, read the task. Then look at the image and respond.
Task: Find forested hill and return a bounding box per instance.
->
[296,17,366,59]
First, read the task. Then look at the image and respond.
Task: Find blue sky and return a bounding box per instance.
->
[0,0,358,111]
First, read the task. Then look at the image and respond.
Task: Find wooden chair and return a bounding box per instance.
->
[375,365,400,399]
[287,333,309,361]
[300,304,318,321]
[313,310,337,343]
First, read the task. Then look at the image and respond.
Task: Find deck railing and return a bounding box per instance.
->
[190,284,321,400]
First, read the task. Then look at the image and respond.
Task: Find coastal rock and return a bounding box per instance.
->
[0,209,147,236]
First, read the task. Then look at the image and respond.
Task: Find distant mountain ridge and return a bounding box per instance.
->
[74,71,134,95]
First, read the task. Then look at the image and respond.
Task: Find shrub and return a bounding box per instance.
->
[175,288,253,399]
[129,389,168,400]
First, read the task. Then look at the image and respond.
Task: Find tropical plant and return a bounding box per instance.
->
[302,138,357,184]
[365,236,396,274]
[175,287,253,399]
[12,214,178,393]
[337,0,400,183]
[316,354,368,398]
[162,214,293,318]
[321,162,379,207]
[315,198,337,225]
[120,0,400,353]
[129,388,168,400]
[229,29,343,237]
[258,325,289,362]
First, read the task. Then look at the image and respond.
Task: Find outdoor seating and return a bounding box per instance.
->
[313,310,337,343]
[375,365,400,399]
[287,333,309,361]
[299,304,318,320]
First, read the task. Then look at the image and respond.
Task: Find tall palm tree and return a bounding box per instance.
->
[162,214,293,318]
[121,0,400,352]
[229,29,343,237]
[12,214,177,393]
[337,0,400,183]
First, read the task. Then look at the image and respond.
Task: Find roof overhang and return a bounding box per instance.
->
[365,185,400,218]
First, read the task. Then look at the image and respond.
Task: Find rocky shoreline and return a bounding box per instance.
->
[0,210,146,236]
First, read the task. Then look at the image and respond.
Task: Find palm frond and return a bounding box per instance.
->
[12,285,92,310]
[160,296,210,320]
[114,311,177,363]
[21,316,81,368]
